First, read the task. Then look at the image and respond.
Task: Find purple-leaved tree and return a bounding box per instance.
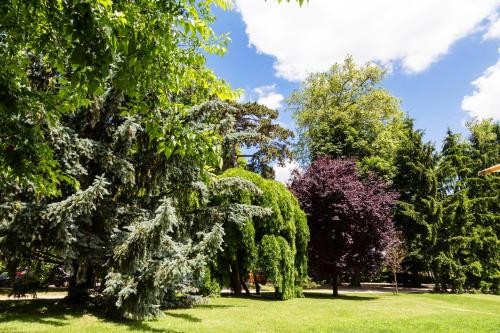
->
[289,157,398,295]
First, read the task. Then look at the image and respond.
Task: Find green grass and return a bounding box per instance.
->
[0,292,499,333]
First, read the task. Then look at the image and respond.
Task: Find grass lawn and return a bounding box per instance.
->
[0,292,499,333]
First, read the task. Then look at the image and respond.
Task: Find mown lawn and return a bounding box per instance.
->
[0,292,499,333]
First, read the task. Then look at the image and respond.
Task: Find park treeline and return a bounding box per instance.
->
[290,57,499,294]
[0,0,498,321]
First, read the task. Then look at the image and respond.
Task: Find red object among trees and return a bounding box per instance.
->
[289,157,398,295]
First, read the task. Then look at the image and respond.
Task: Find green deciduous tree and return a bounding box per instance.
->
[290,56,406,180]
[0,0,236,195]
[208,168,309,300]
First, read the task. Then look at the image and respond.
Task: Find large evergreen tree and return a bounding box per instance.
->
[392,119,439,286]
[394,121,499,293]
[431,122,499,293]
[0,100,241,318]
[220,102,294,178]
[466,120,500,293]
[0,0,310,320]
[1,0,245,319]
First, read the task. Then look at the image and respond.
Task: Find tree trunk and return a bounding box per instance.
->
[84,263,94,289]
[67,260,80,299]
[410,268,421,287]
[240,275,250,295]
[441,280,447,293]
[255,282,261,295]
[229,262,242,296]
[6,259,19,282]
[393,271,398,294]
[332,273,339,297]
[349,271,361,288]
[97,270,106,292]
[230,145,238,168]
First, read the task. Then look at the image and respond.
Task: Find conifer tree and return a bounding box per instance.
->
[392,119,439,286]
[431,123,499,293]
[466,120,500,293]
[221,102,294,179]
[0,100,238,319]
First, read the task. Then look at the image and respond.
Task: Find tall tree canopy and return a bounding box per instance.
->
[431,122,499,293]
[392,119,439,286]
[289,56,406,180]
[0,0,310,320]
[221,102,294,178]
[394,119,499,293]
[209,168,309,300]
[0,100,242,319]
[290,157,397,295]
[0,0,243,319]
[0,0,236,195]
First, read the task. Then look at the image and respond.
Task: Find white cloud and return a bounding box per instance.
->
[484,15,500,39]
[273,160,300,184]
[462,51,500,121]
[237,91,247,103]
[235,0,500,81]
[253,84,284,109]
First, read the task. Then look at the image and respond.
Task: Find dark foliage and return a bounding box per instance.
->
[289,157,397,294]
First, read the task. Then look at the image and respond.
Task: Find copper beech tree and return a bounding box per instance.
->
[290,157,398,295]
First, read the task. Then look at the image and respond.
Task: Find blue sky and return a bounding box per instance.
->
[206,1,500,153]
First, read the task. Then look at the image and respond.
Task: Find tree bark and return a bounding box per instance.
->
[6,259,19,282]
[332,273,339,296]
[393,271,398,294]
[349,271,361,288]
[67,260,80,299]
[229,262,242,296]
[255,282,261,295]
[83,263,95,289]
[240,275,250,295]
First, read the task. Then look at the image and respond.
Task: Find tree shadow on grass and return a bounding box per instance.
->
[0,299,77,327]
[164,312,201,323]
[221,292,279,302]
[303,292,379,301]
[221,291,378,302]
[0,299,182,333]
[198,304,236,309]
[99,315,182,333]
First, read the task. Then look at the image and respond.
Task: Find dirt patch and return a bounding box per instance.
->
[0,288,68,301]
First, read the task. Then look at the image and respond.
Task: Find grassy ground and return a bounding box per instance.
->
[0,292,498,333]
